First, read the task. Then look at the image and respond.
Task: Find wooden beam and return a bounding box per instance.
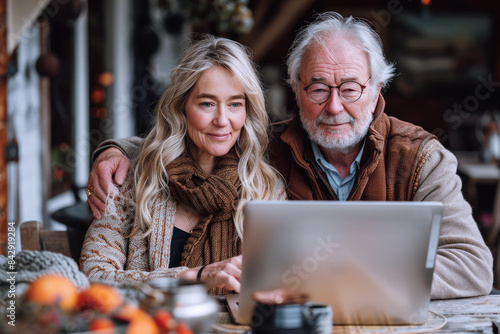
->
[240,0,317,60]
[0,0,8,255]
[251,0,274,30]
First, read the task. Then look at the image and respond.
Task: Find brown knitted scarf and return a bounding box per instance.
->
[166,148,242,294]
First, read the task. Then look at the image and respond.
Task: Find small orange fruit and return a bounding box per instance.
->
[176,322,194,334]
[89,316,116,333]
[115,305,159,334]
[154,309,175,332]
[77,283,123,314]
[127,315,159,334]
[24,275,78,312]
[114,304,141,321]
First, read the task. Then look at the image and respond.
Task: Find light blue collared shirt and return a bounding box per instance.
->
[311,141,365,201]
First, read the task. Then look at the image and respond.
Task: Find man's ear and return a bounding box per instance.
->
[296,93,302,109]
[370,84,382,113]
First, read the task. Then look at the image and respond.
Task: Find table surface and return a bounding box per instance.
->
[213,295,500,334]
[426,295,500,334]
[453,151,500,181]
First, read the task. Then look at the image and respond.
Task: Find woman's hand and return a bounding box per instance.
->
[87,148,130,219]
[178,255,242,292]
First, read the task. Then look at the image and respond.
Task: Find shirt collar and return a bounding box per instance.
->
[311,140,366,175]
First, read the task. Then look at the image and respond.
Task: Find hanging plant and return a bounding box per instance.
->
[183,0,254,35]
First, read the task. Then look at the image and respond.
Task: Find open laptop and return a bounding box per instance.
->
[231,201,443,326]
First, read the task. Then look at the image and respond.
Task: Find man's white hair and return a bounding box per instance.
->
[287,11,396,103]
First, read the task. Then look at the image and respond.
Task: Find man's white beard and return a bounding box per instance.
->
[300,109,373,154]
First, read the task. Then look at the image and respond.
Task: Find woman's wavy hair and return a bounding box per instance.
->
[135,35,280,239]
[287,12,396,103]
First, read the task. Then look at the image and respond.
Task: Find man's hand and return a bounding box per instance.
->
[87,148,130,220]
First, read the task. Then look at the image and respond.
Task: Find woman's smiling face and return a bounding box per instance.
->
[185,65,246,171]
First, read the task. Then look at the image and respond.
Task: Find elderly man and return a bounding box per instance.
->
[85,12,493,299]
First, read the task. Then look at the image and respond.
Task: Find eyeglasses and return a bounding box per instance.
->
[302,78,371,104]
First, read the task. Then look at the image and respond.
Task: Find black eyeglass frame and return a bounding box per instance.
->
[302,77,371,104]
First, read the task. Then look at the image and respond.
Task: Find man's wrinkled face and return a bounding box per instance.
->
[298,37,379,153]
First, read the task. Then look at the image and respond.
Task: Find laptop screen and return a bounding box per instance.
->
[237,201,443,325]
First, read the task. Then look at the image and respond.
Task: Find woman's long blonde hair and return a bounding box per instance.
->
[135,35,280,239]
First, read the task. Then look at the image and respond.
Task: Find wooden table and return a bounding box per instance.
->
[453,151,500,213]
[427,295,500,333]
[213,295,500,334]
[330,295,500,334]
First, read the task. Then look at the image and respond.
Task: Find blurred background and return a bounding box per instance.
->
[1,0,500,260]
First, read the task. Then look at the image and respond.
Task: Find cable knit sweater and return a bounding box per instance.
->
[0,251,89,300]
[79,170,286,283]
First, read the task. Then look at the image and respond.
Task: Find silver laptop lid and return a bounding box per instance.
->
[238,201,443,326]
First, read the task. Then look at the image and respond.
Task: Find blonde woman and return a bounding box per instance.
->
[80,35,285,294]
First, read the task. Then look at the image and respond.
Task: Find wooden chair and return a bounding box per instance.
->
[20,220,74,260]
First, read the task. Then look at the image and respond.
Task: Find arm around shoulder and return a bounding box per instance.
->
[414,139,494,299]
[92,136,145,163]
[79,173,187,282]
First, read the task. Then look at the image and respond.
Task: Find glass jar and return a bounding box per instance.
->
[145,277,219,334]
